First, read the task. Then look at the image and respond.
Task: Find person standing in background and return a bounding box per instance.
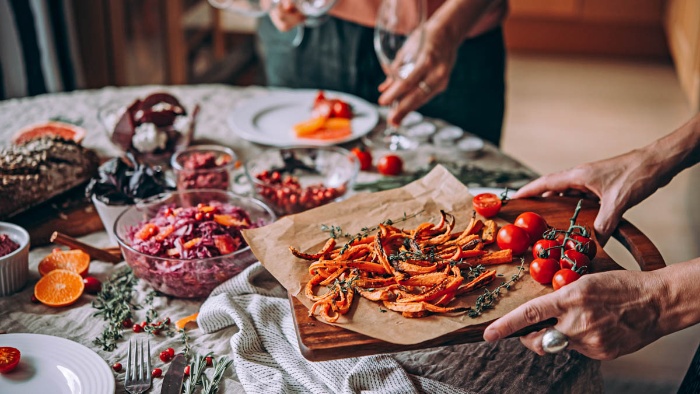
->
[259,0,508,146]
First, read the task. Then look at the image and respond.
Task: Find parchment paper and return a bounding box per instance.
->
[242,165,552,345]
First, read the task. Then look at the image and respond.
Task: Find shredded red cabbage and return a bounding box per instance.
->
[0,234,20,257]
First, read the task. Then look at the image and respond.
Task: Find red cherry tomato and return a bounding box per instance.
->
[565,234,597,259]
[552,269,581,290]
[351,147,372,171]
[514,212,549,244]
[330,99,353,119]
[0,347,21,374]
[529,258,560,285]
[496,224,530,256]
[377,155,403,176]
[166,347,175,358]
[560,249,590,271]
[532,239,561,260]
[472,193,502,218]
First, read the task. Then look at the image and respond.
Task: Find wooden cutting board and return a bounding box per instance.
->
[289,196,665,361]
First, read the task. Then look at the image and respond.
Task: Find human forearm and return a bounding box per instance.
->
[426,0,501,43]
[655,258,700,336]
[641,114,700,190]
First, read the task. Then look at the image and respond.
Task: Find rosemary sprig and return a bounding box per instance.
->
[183,352,212,394]
[92,268,139,351]
[201,357,234,394]
[467,258,525,318]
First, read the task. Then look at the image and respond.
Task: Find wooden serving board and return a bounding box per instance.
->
[289,196,666,362]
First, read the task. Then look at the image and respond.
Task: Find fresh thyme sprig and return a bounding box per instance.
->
[320,224,349,239]
[92,268,139,351]
[332,210,425,254]
[467,258,525,318]
[180,328,193,359]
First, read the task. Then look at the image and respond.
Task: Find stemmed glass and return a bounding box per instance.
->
[288,0,339,46]
[369,0,427,151]
[208,0,274,17]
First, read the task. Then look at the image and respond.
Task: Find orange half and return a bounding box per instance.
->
[38,249,91,277]
[12,121,86,145]
[34,269,85,307]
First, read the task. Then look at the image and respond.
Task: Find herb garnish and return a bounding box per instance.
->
[92,268,139,351]
[467,258,525,318]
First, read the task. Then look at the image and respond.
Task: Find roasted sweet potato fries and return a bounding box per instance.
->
[289,211,514,322]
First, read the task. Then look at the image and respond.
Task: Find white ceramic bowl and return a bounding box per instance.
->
[0,222,30,296]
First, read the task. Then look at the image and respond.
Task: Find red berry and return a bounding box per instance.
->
[112,362,122,372]
[31,294,40,303]
[132,324,143,333]
[82,276,102,294]
[141,321,148,328]
[122,318,133,328]
[166,348,175,358]
[152,368,162,378]
[184,365,191,376]
[164,317,171,325]
[159,351,172,363]
[205,356,213,367]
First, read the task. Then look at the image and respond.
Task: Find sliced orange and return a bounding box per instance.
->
[38,249,91,277]
[293,116,326,137]
[34,269,85,307]
[12,121,86,145]
[175,312,199,330]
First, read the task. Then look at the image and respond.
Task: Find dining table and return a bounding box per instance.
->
[0,85,607,393]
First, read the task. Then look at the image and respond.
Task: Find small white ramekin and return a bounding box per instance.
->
[0,222,30,296]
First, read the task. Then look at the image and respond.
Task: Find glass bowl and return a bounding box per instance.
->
[171,145,238,191]
[114,190,275,298]
[243,146,359,216]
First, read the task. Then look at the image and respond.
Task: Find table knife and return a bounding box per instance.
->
[161,353,187,394]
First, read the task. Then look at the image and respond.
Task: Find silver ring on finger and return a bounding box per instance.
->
[418,81,432,95]
[541,328,569,354]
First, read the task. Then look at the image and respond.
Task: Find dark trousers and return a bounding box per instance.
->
[257,17,506,146]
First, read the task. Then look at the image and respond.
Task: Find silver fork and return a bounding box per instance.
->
[124,338,152,394]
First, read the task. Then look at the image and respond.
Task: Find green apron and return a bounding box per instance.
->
[257,16,505,146]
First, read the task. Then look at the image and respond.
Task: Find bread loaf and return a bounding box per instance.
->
[0,137,99,219]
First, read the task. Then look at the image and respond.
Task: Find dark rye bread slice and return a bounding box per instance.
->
[0,136,99,219]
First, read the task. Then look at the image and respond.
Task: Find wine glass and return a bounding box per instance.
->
[285,0,339,47]
[369,0,427,151]
[208,0,274,17]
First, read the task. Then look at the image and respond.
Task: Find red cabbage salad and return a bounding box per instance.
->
[0,234,20,257]
[127,201,261,259]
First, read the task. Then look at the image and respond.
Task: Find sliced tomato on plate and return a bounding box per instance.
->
[0,347,21,374]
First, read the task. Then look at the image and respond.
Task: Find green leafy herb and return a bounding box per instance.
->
[92,268,139,351]
[336,210,424,255]
[180,329,193,359]
[467,258,526,318]
[201,357,234,394]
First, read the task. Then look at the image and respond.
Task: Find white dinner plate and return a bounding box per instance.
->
[0,333,115,394]
[228,89,379,147]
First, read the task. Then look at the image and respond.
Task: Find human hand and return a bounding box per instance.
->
[483,270,667,360]
[377,22,460,126]
[512,149,664,245]
[269,0,304,32]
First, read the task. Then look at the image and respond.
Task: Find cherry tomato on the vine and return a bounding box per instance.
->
[496,224,530,256]
[560,249,590,271]
[377,155,403,176]
[532,239,561,261]
[514,212,549,244]
[529,258,559,285]
[552,269,581,290]
[351,147,372,171]
[472,193,502,218]
[0,347,21,374]
[565,234,597,259]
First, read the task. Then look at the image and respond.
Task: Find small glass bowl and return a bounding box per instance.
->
[243,146,359,216]
[114,190,275,298]
[171,145,238,191]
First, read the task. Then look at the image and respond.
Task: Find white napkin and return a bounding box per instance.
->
[197,263,472,394]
